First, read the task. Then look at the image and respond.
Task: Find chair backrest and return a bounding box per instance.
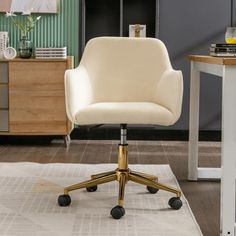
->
[79,37,172,103]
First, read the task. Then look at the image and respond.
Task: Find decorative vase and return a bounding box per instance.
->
[225,27,236,44]
[18,36,33,58]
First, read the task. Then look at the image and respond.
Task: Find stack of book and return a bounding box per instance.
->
[210,43,236,57]
[35,47,67,59]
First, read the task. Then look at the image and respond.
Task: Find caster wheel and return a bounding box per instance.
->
[168,197,176,206]
[147,186,159,194]
[110,205,125,219]
[168,197,182,210]
[58,194,71,207]
[86,185,97,192]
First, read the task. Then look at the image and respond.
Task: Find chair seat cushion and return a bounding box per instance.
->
[74,102,175,126]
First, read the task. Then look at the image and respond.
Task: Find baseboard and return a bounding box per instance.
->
[70,126,221,142]
[0,135,56,145]
[0,127,221,145]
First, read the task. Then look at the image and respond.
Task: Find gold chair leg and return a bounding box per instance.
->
[129,172,181,197]
[118,173,127,206]
[59,136,183,214]
[91,170,116,179]
[64,173,117,195]
[131,171,158,181]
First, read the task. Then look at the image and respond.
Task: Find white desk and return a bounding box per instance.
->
[188,55,236,236]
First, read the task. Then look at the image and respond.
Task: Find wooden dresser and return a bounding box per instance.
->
[0,57,74,145]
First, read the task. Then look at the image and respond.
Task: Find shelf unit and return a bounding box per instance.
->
[80,0,159,52]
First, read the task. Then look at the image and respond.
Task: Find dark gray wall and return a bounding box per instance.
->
[159,0,231,130]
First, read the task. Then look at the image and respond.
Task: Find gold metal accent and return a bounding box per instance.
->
[64,173,117,195]
[91,170,116,179]
[118,145,128,170]
[131,171,158,181]
[118,173,126,206]
[62,144,182,204]
[129,172,181,198]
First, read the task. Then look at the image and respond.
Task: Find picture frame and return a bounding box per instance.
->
[0,0,59,14]
[0,32,8,59]
[129,24,146,38]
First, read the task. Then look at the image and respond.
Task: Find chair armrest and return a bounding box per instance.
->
[65,66,92,123]
[154,69,183,124]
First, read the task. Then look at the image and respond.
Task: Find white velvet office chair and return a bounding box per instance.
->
[58,37,184,219]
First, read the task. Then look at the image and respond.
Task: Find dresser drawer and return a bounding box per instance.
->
[0,62,8,83]
[0,110,8,131]
[0,85,8,108]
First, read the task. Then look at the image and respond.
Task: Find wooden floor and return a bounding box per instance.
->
[0,140,221,236]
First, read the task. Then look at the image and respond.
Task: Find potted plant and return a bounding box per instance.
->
[5,10,41,58]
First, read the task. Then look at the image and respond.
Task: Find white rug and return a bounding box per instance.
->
[0,163,202,236]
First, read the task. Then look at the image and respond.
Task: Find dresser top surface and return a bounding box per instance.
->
[0,56,73,62]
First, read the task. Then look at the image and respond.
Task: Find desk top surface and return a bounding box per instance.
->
[189,55,236,65]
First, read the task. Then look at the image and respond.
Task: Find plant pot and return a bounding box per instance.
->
[18,36,33,58]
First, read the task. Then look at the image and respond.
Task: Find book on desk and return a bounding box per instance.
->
[210,43,236,56]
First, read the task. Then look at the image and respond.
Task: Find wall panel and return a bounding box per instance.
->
[0,0,79,65]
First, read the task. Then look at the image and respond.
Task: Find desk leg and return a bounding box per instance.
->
[188,61,200,181]
[221,66,236,236]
